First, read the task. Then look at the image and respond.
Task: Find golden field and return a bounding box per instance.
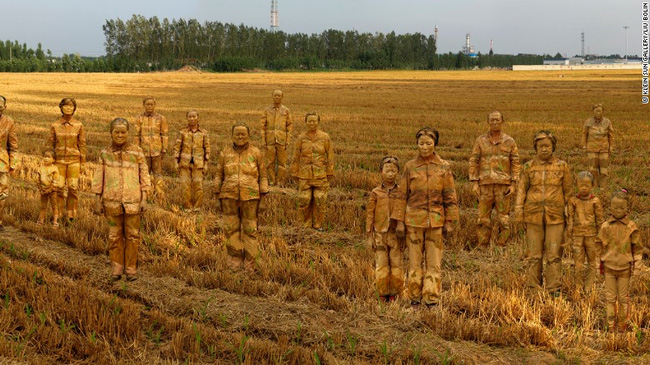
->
[0,69,649,364]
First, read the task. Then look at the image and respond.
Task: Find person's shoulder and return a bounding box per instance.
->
[317,130,330,139]
[370,185,383,195]
[568,196,578,204]
[583,117,594,125]
[502,133,517,145]
[474,133,488,143]
[125,144,144,154]
[1,115,14,123]
[628,219,639,231]
[591,196,602,204]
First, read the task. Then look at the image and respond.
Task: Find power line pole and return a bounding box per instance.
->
[270,0,279,33]
[623,25,630,62]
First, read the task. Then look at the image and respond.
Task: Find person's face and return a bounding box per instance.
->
[273,91,283,105]
[610,197,628,220]
[381,163,398,184]
[306,115,319,132]
[43,154,54,165]
[488,112,503,133]
[232,126,250,146]
[418,135,436,158]
[535,138,553,161]
[187,111,199,128]
[61,102,75,116]
[577,178,593,196]
[0,100,6,114]
[144,99,156,114]
[593,107,603,119]
[111,124,129,146]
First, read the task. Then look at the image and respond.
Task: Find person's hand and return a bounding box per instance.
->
[504,183,516,197]
[367,233,376,250]
[140,199,148,213]
[599,261,605,275]
[396,221,406,240]
[443,220,454,235]
[472,181,480,197]
[258,195,267,213]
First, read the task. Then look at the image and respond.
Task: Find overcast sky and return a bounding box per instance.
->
[0,0,642,57]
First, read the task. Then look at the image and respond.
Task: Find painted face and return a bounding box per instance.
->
[144,99,156,114]
[272,91,283,105]
[111,124,129,146]
[306,115,319,132]
[610,197,627,220]
[488,112,503,133]
[232,126,250,147]
[593,107,603,119]
[61,102,75,116]
[577,178,592,197]
[43,155,54,165]
[0,100,6,114]
[381,163,398,184]
[417,135,436,158]
[187,111,199,129]
[535,138,553,161]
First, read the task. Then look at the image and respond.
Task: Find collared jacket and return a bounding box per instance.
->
[391,153,459,228]
[91,143,152,216]
[135,112,169,157]
[173,126,211,169]
[567,194,605,237]
[38,165,61,194]
[514,156,572,225]
[597,217,641,271]
[469,132,520,185]
[48,117,86,164]
[582,117,613,153]
[290,130,334,180]
[214,143,269,201]
[261,105,292,146]
[366,182,400,233]
[0,115,18,172]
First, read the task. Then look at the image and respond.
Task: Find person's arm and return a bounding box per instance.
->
[78,123,87,164]
[134,117,142,147]
[257,148,269,195]
[566,198,575,237]
[513,164,529,222]
[285,108,293,147]
[203,131,211,164]
[260,109,268,146]
[91,153,105,214]
[507,141,520,196]
[562,162,573,200]
[172,131,183,167]
[594,198,605,231]
[366,190,377,234]
[213,151,225,196]
[7,121,18,171]
[468,139,481,195]
[137,149,152,210]
[392,166,409,238]
[290,137,302,179]
[581,122,589,149]
[631,225,641,274]
[325,134,334,180]
[160,115,169,156]
[607,119,614,153]
[48,124,56,156]
[442,165,459,234]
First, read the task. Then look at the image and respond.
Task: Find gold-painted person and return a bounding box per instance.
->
[173,110,211,212]
[0,95,18,230]
[261,90,292,186]
[135,96,169,201]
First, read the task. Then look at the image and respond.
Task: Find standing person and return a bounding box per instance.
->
[566,171,604,293]
[261,90,292,186]
[135,96,168,201]
[597,189,641,332]
[367,156,404,303]
[214,122,268,272]
[37,150,61,227]
[48,98,86,224]
[393,127,459,309]
[290,112,334,231]
[0,95,18,230]
[92,118,151,282]
[173,110,211,212]
[514,130,573,297]
[582,103,613,188]
[469,111,520,247]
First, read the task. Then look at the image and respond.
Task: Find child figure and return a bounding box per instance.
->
[366,156,404,302]
[567,171,604,292]
[597,189,641,332]
[38,150,61,226]
[173,110,211,212]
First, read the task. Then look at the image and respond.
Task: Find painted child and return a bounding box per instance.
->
[173,110,211,212]
[597,189,641,332]
[37,150,61,227]
[366,156,404,302]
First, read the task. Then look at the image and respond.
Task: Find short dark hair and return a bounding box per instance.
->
[380,156,399,172]
[59,98,77,113]
[231,121,250,135]
[110,118,129,133]
[533,130,557,152]
[142,96,156,105]
[576,171,594,184]
[611,188,629,202]
[592,103,604,110]
[304,111,320,123]
[0,95,6,104]
[43,149,55,158]
[186,110,198,118]
[416,127,439,146]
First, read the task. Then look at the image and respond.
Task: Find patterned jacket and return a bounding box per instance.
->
[391,154,459,228]
[48,117,86,164]
[290,131,334,180]
[135,112,169,157]
[366,182,400,233]
[469,132,520,185]
[0,115,18,172]
[91,143,152,216]
[567,195,605,237]
[597,217,641,271]
[261,105,292,146]
[173,126,211,169]
[582,117,613,153]
[214,144,269,201]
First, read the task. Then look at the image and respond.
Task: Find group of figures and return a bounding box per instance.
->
[0,93,640,331]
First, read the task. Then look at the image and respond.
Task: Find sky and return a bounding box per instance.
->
[0,0,642,57]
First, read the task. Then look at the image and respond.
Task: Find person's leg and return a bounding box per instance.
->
[603,267,617,330]
[107,214,126,277]
[572,236,587,290]
[297,179,313,228]
[422,227,443,305]
[276,144,288,185]
[477,184,495,247]
[38,193,49,224]
[55,163,67,220]
[265,145,278,185]
[0,172,7,228]
[49,192,59,226]
[406,226,424,304]
[587,152,600,187]
[386,231,404,297]
[312,178,330,230]
[66,162,80,219]
[617,269,631,331]
[374,232,390,297]
[583,236,598,291]
[191,166,204,210]
[241,199,260,272]
[123,213,141,277]
[525,224,544,289]
[222,199,244,270]
[544,223,564,294]
[598,152,610,187]
[150,155,165,200]
[494,184,512,246]
[179,167,192,209]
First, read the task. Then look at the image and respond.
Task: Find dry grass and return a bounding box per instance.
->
[0,69,649,363]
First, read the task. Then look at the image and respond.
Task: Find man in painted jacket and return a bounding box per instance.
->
[135,96,169,200]
[260,90,292,185]
[173,110,211,211]
[0,95,18,230]
[214,122,269,272]
[469,111,520,247]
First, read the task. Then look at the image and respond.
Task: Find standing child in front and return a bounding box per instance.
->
[597,189,641,332]
[37,150,61,227]
[367,156,404,303]
[173,110,211,212]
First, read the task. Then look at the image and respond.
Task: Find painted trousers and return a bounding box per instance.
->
[298,178,329,229]
[604,267,631,330]
[587,152,609,187]
[265,144,288,185]
[525,223,564,293]
[372,230,404,297]
[477,184,511,246]
[55,162,80,219]
[572,236,598,291]
[39,191,59,224]
[179,166,203,210]
[0,172,7,224]
[222,199,259,268]
[407,226,443,305]
[146,155,165,200]
[107,211,141,276]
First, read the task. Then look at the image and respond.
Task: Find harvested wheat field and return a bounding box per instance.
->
[0,70,649,364]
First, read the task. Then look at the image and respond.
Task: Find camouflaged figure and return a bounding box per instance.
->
[214,122,269,272]
[393,128,459,308]
[261,90,292,185]
[135,96,169,200]
[566,171,604,292]
[48,98,86,222]
[469,111,520,247]
[367,157,404,302]
[37,150,61,227]
[92,118,151,282]
[582,104,613,188]
[173,111,211,211]
[0,96,18,230]
[514,130,572,296]
[290,112,334,231]
[596,190,641,332]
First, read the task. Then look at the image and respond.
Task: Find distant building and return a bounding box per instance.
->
[462,33,478,58]
[543,58,570,66]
